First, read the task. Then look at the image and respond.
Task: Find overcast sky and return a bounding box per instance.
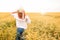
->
[0,0,60,13]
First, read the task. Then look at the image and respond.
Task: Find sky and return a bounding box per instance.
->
[0,0,60,14]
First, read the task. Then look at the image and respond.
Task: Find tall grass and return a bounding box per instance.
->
[0,13,60,40]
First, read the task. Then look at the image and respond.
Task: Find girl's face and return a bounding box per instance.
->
[18,12,22,18]
[17,10,25,19]
[18,12,22,16]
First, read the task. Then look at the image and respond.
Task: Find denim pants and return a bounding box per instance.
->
[16,28,24,40]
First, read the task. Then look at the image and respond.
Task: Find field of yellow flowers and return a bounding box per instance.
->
[0,12,60,40]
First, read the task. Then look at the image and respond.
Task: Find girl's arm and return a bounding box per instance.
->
[10,11,18,19]
[10,12,24,21]
[26,16,31,24]
[11,10,18,14]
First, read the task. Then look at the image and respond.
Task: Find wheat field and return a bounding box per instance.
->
[0,12,60,40]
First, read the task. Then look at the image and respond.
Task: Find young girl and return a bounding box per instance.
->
[11,9,31,40]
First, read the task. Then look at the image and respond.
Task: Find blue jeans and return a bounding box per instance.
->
[16,28,24,40]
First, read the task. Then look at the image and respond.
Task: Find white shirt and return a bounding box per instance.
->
[11,13,31,29]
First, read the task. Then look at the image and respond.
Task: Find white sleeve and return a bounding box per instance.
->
[10,13,17,18]
[26,16,31,24]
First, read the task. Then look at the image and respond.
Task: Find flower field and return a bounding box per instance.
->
[0,12,60,40]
